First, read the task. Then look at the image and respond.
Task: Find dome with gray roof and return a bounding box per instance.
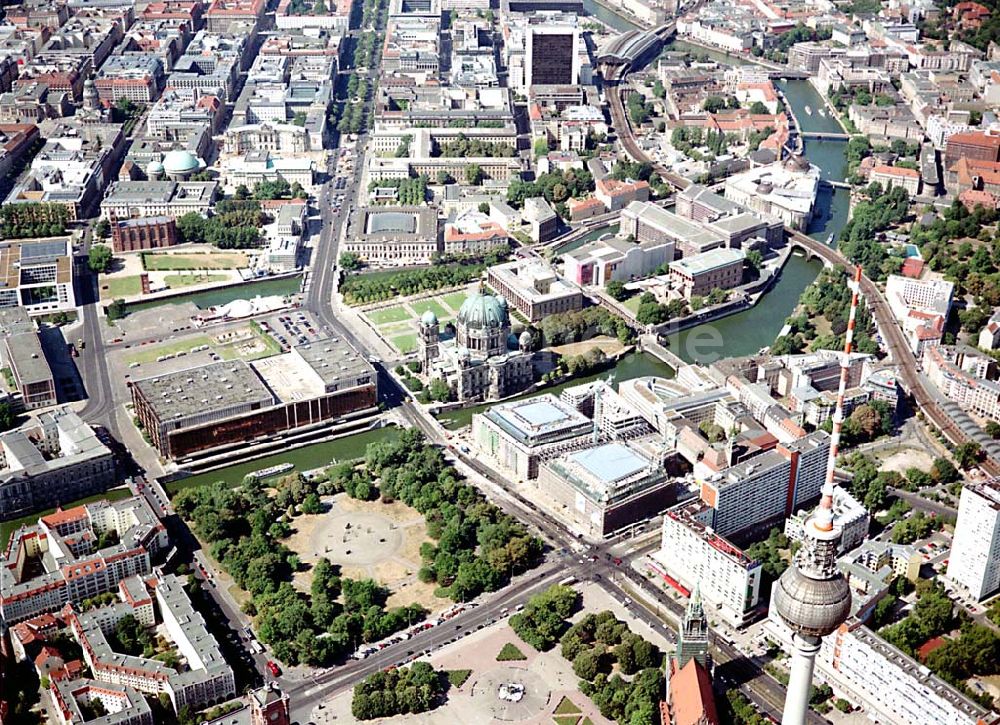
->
[457,293,508,331]
[421,309,438,327]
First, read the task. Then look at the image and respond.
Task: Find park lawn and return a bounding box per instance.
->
[391,333,417,354]
[1,488,133,548]
[553,697,581,715]
[622,295,643,315]
[142,252,248,270]
[366,305,412,326]
[410,299,449,320]
[126,335,215,366]
[101,275,143,299]
[553,717,580,725]
[447,670,472,688]
[441,291,469,313]
[164,273,228,289]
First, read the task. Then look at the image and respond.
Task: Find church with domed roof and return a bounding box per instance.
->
[418,290,534,402]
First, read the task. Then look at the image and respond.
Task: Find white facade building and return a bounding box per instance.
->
[947,478,1000,601]
[653,500,763,627]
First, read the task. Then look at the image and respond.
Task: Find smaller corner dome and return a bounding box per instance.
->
[147,160,164,174]
[519,330,533,346]
[162,149,201,174]
[421,309,438,326]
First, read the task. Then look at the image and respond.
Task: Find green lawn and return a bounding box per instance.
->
[391,333,417,354]
[216,330,283,361]
[447,670,472,688]
[366,305,412,326]
[164,273,228,289]
[101,275,142,299]
[622,295,643,314]
[126,335,215,366]
[554,717,580,725]
[142,252,248,270]
[442,291,470,312]
[496,642,527,661]
[410,299,449,320]
[554,697,581,715]
[1,488,133,548]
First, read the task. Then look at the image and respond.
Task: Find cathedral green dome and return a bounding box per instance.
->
[421,309,438,326]
[457,292,508,330]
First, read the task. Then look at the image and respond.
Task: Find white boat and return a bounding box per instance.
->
[827,233,836,245]
[818,107,827,117]
[249,462,295,479]
[803,105,812,115]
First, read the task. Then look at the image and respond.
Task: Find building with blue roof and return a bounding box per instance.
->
[537,439,674,538]
[472,393,594,479]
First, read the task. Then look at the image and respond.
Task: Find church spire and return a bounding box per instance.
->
[677,583,710,670]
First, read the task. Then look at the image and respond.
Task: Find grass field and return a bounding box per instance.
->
[391,333,417,354]
[442,291,469,312]
[142,252,249,271]
[366,306,412,325]
[554,697,581,715]
[622,295,643,315]
[164,273,228,289]
[410,299,449,320]
[101,275,142,299]
[1,488,133,548]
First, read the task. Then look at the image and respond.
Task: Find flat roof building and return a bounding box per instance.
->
[131,340,377,459]
[342,206,440,266]
[537,440,674,538]
[653,499,763,627]
[0,239,77,315]
[0,308,56,410]
[472,393,596,480]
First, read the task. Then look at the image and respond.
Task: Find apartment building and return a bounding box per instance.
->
[0,408,117,520]
[101,180,219,218]
[0,497,167,624]
[70,574,236,711]
[947,478,1000,601]
[884,274,953,355]
[563,234,674,288]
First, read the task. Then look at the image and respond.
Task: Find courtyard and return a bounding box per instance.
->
[123,322,281,369]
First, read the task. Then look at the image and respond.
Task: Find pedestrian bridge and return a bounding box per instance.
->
[800,131,851,140]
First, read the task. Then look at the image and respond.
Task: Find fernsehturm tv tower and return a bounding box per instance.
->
[772,266,862,725]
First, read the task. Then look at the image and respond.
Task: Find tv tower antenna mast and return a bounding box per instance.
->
[772,265,862,725]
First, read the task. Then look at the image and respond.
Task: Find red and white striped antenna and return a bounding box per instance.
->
[815,265,863,533]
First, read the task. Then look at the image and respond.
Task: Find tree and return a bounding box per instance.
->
[478,202,490,214]
[0,401,17,432]
[107,298,127,321]
[464,164,484,185]
[930,457,959,484]
[510,585,578,651]
[703,96,728,113]
[300,493,323,514]
[573,648,602,680]
[987,421,1000,440]
[955,442,981,469]
[533,137,550,158]
[339,251,363,271]
[88,244,113,273]
[605,280,628,301]
[94,218,111,238]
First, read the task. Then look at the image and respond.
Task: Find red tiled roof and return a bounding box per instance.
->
[667,659,720,725]
[901,257,924,278]
[872,164,920,179]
